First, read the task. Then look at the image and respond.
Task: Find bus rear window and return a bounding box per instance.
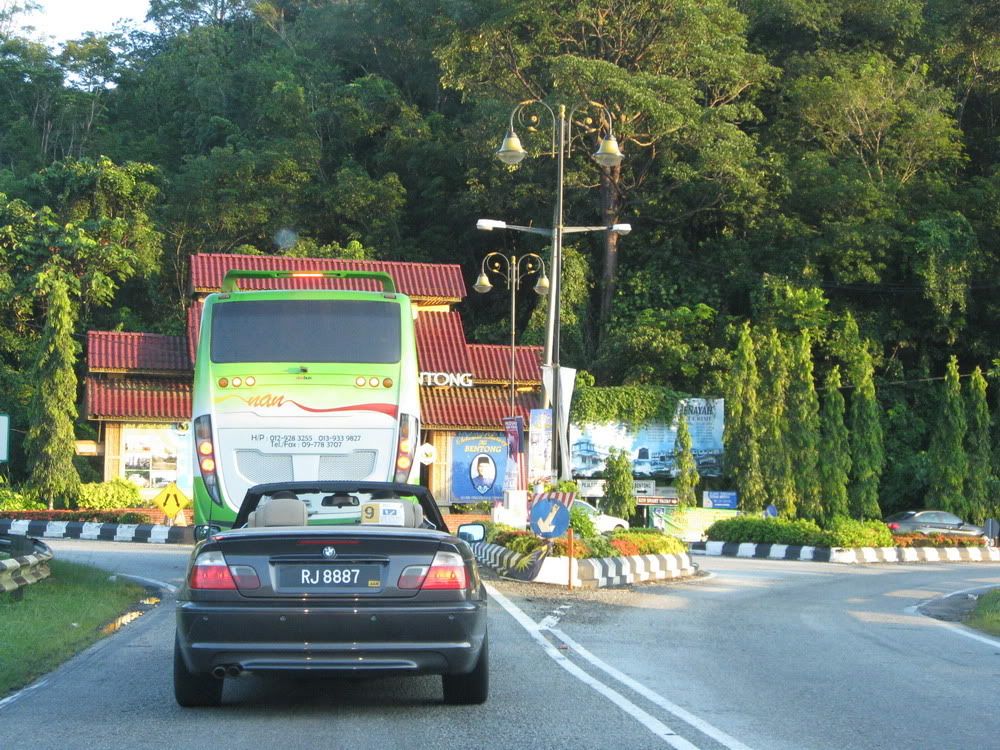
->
[210,299,401,363]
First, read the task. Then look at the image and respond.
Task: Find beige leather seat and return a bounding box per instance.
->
[248,496,308,527]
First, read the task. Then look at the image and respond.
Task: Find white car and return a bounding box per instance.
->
[572,499,629,533]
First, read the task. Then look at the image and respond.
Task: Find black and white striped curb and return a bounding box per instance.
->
[472,541,696,588]
[0,537,53,593]
[690,541,1000,564]
[0,518,194,545]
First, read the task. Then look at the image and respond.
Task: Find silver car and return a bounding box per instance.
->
[884,510,986,539]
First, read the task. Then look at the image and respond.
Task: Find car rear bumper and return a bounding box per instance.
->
[176,599,487,676]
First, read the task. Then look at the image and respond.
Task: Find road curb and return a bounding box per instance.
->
[472,541,696,587]
[689,540,1000,563]
[0,518,193,545]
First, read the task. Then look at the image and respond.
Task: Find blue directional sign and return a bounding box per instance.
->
[530,498,570,539]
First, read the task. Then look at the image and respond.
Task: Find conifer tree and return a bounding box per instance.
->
[603,448,636,521]
[819,366,851,521]
[758,328,797,516]
[928,355,967,516]
[847,329,884,520]
[673,413,700,509]
[964,367,991,525]
[725,323,765,512]
[25,270,81,509]
[787,333,822,521]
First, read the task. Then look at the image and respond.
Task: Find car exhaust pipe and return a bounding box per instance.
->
[212,666,226,679]
[225,665,242,677]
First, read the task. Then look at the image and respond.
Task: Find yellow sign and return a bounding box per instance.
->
[152,483,190,520]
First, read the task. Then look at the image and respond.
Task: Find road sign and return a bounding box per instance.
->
[151,483,190,520]
[529,498,570,539]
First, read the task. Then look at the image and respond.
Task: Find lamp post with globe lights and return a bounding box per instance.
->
[473,252,549,416]
[477,100,630,480]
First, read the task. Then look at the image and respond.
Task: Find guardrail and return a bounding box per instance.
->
[0,534,54,600]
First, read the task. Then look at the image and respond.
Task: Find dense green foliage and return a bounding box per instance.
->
[75,478,142,511]
[705,516,894,548]
[928,355,967,515]
[818,367,852,521]
[0,1,998,520]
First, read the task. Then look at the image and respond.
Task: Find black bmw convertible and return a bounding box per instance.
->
[173,481,488,707]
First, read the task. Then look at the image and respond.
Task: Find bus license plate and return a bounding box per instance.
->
[278,564,381,591]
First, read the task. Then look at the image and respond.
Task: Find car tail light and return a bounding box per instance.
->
[887,523,899,530]
[189,551,237,590]
[398,551,468,591]
[194,415,223,506]
[394,413,419,482]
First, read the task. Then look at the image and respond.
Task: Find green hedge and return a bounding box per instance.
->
[76,479,141,511]
[612,528,687,555]
[705,516,895,548]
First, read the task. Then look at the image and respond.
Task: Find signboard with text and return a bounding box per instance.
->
[570,398,724,479]
[451,432,508,502]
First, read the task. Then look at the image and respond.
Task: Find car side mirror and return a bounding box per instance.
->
[194,524,222,542]
[457,522,486,543]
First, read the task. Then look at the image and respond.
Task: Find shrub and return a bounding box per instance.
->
[505,534,547,556]
[550,536,592,558]
[613,529,688,555]
[584,534,619,558]
[451,501,491,514]
[819,517,894,548]
[484,522,520,544]
[492,528,534,548]
[610,537,641,556]
[569,505,598,539]
[893,533,987,548]
[116,512,149,524]
[706,517,826,546]
[0,485,46,511]
[76,479,141,511]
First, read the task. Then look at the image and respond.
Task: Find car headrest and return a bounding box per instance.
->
[251,496,308,527]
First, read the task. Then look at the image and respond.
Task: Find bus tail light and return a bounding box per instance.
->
[194,415,223,506]
[394,414,418,482]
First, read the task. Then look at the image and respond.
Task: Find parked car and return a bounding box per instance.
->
[174,481,489,707]
[571,499,629,533]
[884,510,987,540]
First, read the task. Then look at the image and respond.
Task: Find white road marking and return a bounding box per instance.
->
[486,583,701,750]
[907,583,1000,649]
[549,627,756,750]
[0,679,48,711]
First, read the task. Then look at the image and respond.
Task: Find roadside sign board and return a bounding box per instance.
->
[0,413,8,462]
[152,482,190,520]
[702,491,738,509]
[529,498,570,539]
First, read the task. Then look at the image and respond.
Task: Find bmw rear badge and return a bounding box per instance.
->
[322,546,336,559]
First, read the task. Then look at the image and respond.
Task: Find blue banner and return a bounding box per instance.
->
[451,432,508,501]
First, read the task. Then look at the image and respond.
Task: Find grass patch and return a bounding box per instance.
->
[966,588,1000,637]
[0,559,146,696]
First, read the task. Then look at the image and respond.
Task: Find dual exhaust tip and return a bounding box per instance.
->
[212,665,243,679]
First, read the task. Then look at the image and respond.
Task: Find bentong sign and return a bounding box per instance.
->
[420,372,474,387]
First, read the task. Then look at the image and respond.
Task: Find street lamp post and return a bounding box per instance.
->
[473,252,549,416]
[477,100,631,481]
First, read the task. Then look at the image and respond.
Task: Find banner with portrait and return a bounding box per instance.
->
[451,432,508,501]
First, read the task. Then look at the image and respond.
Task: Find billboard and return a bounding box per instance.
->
[570,398,724,479]
[451,432,508,502]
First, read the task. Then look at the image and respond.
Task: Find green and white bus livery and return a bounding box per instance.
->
[192,269,420,526]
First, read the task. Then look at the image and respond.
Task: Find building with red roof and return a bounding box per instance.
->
[84,253,546,505]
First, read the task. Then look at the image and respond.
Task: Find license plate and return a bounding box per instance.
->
[277,564,382,591]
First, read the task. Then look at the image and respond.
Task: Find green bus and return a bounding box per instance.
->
[191,269,421,526]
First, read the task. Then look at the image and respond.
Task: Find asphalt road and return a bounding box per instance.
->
[2,541,999,750]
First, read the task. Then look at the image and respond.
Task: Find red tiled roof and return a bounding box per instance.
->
[415,312,472,374]
[85,377,191,421]
[87,331,191,372]
[467,344,543,384]
[189,254,466,301]
[420,386,541,430]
